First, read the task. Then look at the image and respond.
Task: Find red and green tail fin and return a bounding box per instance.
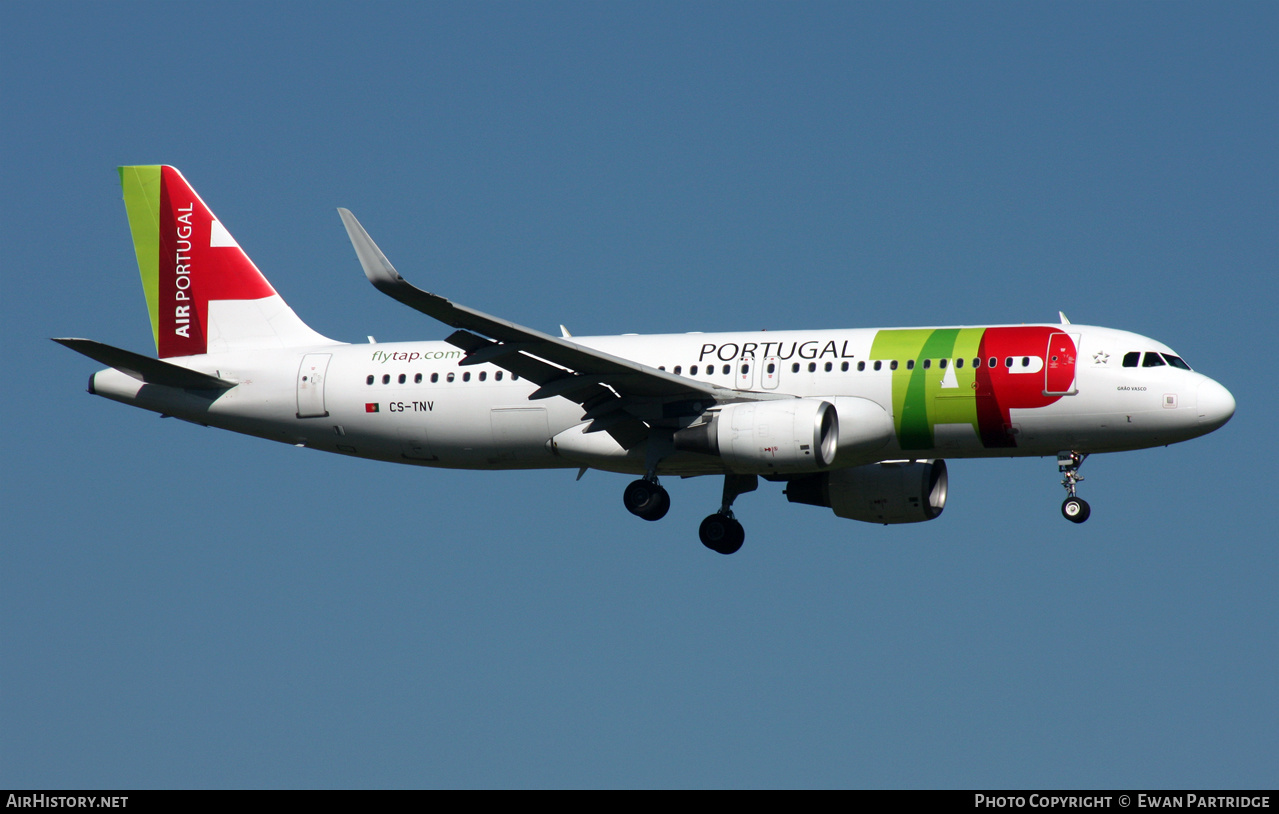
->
[119,166,334,358]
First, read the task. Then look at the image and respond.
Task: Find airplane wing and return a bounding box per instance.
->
[338,209,781,448]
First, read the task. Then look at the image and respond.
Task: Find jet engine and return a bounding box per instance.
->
[673,398,838,474]
[785,459,948,524]
[827,396,895,464]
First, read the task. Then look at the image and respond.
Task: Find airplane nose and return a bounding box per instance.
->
[1196,379,1236,430]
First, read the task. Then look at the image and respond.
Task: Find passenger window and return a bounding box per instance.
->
[1005,357,1013,368]
[808,362,817,373]
[674,366,682,375]
[890,360,898,370]
[414,373,422,384]
[840,361,848,372]
[1142,352,1166,368]
[495,371,503,381]
[512,374,519,381]
[742,364,750,374]
[1021,357,1030,367]
[691,365,699,375]
[906,360,915,370]
[366,375,374,385]
[940,358,948,369]
[792,363,800,373]
[398,374,406,384]
[722,364,730,375]
[463,372,471,382]
[989,357,997,368]
[767,363,776,374]
[1123,352,1140,367]
[858,361,865,372]
[955,358,963,369]
[873,361,882,371]
[479,371,487,381]
[446,372,455,383]
[431,372,439,383]
[382,374,390,384]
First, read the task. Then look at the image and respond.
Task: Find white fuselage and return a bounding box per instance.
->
[87,323,1236,476]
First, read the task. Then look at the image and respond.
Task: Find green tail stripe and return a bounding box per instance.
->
[118,166,163,352]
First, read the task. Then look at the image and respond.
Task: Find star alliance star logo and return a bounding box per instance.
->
[1093,351,1110,365]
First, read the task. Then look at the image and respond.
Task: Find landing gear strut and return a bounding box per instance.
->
[623,477,669,521]
[699,474,757,555]
[1057,451,1091,524]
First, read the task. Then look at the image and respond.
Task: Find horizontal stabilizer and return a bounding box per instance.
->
[52,338,237,389]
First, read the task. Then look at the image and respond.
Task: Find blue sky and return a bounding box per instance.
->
[2,1,1275,788]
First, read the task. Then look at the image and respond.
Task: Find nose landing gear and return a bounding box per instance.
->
[1057,451,1091,523]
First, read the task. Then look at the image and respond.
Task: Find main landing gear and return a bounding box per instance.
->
[698,474,757,555]
[622,473,757,554]
[1057,451,1091,524]
[623,477,670,521]
[698,514,744,556]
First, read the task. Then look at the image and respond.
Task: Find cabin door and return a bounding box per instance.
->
[1044,333,1080,396]
[296,353,332,418]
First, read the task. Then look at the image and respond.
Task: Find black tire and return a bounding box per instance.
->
[645,487,671,521]
[624,480,670,521]
[624,479,656,516]
[720,518,745,554]
[699,514,745,554]
[1061,497,1091,524]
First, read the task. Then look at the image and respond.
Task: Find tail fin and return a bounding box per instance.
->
[119,166,336,358]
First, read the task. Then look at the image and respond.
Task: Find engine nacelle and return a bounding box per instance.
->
[828,397,895,464]
[785,459,948,524]
[673,398,838,474]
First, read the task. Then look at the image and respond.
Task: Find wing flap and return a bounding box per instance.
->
[444,329,650,448]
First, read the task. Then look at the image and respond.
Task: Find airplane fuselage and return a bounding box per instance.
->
[89,323,1234,476]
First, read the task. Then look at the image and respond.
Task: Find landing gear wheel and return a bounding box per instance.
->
[699,514,745,555]
[623,479,670,521]
[1057,451,1091,524]
[647,488,670,521]
[1062,497,1091,524]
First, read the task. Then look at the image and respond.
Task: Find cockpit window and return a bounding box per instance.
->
[1142,352,1166,367]
[1123,352,1140,367]
[1163,354,1191,370]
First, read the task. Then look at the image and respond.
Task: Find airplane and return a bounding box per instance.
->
[56,166,1237,554]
